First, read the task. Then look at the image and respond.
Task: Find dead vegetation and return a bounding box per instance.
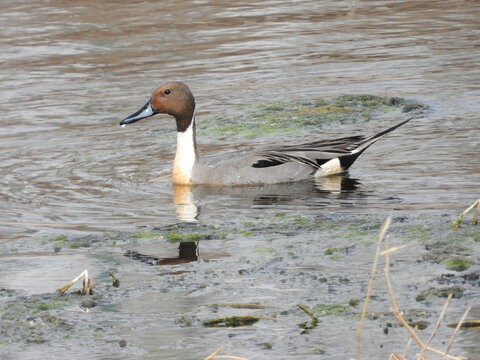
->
[206,213,474,360]
[357,216,470,360]
[205,347,249,360]
[51,213,475,359]
[452,198,480,229]
[56,269,93,295]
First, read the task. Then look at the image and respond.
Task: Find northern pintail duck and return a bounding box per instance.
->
[120,82,411,186]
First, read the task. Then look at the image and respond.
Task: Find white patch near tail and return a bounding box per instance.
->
[315,157,343,177]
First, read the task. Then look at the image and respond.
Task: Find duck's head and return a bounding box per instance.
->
[120,82,195,132]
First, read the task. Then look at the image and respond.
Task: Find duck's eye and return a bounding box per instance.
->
[164,89,171,95]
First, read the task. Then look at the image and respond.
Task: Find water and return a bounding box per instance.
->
[1,0,479,241]
[1,1,479,359]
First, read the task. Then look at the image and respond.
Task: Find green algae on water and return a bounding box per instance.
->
[165,231,204,242]
[415,285,464,302]
[311,303,353,317]
[255,247,276,254]
[132,232,160,239]
[442,258,472,271]
[35,303,64,311]
[198,94,428,139]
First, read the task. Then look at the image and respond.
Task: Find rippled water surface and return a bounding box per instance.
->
[1,1,479,359]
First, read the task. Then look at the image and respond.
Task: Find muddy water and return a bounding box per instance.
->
[1,1,479,359]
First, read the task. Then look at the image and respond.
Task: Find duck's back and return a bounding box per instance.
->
[192,152,316,186]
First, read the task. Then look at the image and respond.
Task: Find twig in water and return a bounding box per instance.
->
[57,269,93,295]
[297,304,319,332]
[447,320,480,329]
[473,203,480,225]
[108,270,120,287]
[356,215,391,360]
[452,198,480,229]
[203,315,271,328]
[83,271,93,295]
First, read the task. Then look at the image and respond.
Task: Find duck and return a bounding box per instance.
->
[120,82,412,186]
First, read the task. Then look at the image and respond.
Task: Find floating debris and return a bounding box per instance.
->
[384,222,468,360]
[356,217,469,360]
[202,315,271,328]
[447,320,480,329]
[56,269,93,295]
[108,270,120,288]
[205,347,249,360]
[452,198,480,229]
[297,304,320,334]
[209,303,271,310]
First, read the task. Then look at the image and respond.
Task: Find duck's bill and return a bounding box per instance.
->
[120,100,158,125]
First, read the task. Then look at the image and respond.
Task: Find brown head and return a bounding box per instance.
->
[120,82,195,132]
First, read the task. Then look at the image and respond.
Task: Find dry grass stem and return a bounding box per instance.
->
[389,325,420,360]
[384,231,466,360]
[205,347,223,360]
[380,244,409,256]
[57,269,93,294]
[421,293,453,358]
[83,271,93,294]
[452,198,480,228]
[389,354,402,360]
[402,325,418,359]
[205,347,249,360]
[356,215,391,360]
[473,203,480,225]
[108,270,120,287]
[442,306,471,359]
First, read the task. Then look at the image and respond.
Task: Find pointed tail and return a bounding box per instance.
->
[352,117,414,155]
[339,117,413,170]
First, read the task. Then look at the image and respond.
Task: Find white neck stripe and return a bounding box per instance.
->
[174,116,197,180]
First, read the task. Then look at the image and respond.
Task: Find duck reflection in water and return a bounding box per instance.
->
[172,174,360,222]
[126,241,198,267]
[127,175,359,267]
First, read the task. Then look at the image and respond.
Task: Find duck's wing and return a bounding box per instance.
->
[251,117,412,170]
[251,135,365,169]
